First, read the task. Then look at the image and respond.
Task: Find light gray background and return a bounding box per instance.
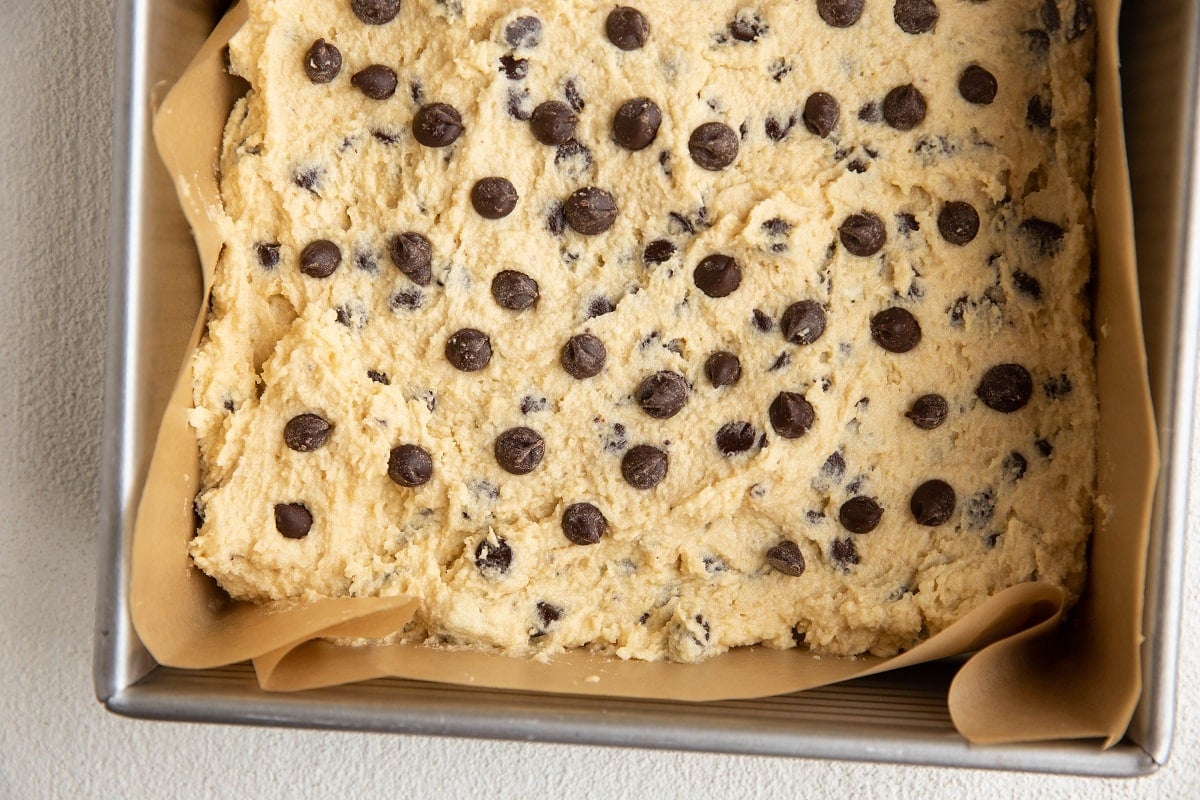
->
[1,3,1195,797]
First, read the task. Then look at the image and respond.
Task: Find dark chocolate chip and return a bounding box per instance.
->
[444,328,492,372]
[507,88,533,120]
[688,122,739,170]
[839,212,886,256]
[839,496,883,533]
[491,270,539,310]
[817,0,865,27]
[883,84,927,130]
[621,444,669,489]
[780,300,827,345]
[351,0,401,25]
[893,0,938,33]
[1041,0,1062,32]
[976,364,1033,412]
[1003,451,1028,482]
[643,239,676,264]
[1025,29,1051,58]
[1018,218,1065,255]
[292,167,323,193]
[803,92,839,138]
[475,536,513,576]
[351,65,398,100]
[752,309,774,332]
[499,54,529,80]
[606,6,650,50]
[769,391,815,438]
[692,254,742,298]
[1069,1,1092,40]
[471,177,519,219]
[562,502,608,545]
[831,537,860,567]
[505,15,543,48]
[255,242,281,269]
[613,97,662,150]
[494,427,545,475]
[1027,95,1053,129]
[729,12,768,42]
[535,601,563,631]
[906,394,948,429]
[766,541,806,576]
[1044,373,1073,398]
[563,187,618,234]
[387,444,433,487]
[304,39,342,83]
[299,240,341,278]
[705,351,742,387]
[1035,438,1054,458]
[822,451,846,481]
[561,333,606,379]
[965,489,995,530]
[858,101,881,122]
[368,369,390,384]
[587,296,615,318]
[390,289,423,311]
[284,413,332,452]
[388,232,432,285]
[764,114,797,142]
[896,213,919,235]
[636,371,689,419]
[274,503,313,539]
[959,65,998,105]
[910,479,956,526]
[530,101,577,146]
[870,308,921,353]
[520,395,546,414]
[412,103,464,147]
[715,421,757,455]
[564,78,585,111]
[938,201,981,246]
[1013,270,1043,299]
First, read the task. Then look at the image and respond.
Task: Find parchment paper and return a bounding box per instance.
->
[132,0,1157,744]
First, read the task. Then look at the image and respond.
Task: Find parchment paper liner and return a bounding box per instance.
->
[132,0,1157,745]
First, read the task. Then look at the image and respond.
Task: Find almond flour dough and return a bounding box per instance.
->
[189,0,1097,661]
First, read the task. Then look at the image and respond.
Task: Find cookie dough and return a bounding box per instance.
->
[189,0,1097,661]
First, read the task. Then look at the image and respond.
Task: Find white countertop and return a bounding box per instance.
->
[1,3,1196,797]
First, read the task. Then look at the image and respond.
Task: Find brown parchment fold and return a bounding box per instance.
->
[132,0,1158,744]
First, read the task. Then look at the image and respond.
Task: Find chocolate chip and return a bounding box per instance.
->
[764,114,797,142]
[352,65,397,100]
[561,333,606,379]
[304,39,342,83]
[388,232,432,285]
[475,536,513,576]
[644,239,676,264]
[959,65,998,105]
[292,167,322,193]
[831,537,859,567]
[284,413,332,452]
[882,84,927,130]
[803,92,839,138]
[530,101,577,145]
[562,502,607,545]
[368,369,390,384]
[688,122,739,170]
[1041,0,1062,31]
[780,301,827,345]
[299,240,341,278]
[520,395,546,414]
[505,16,542,48]
[1035,438,1054,458]
[494,427,545,475]
[1013,270,1042,299]
[613,98,662,150]
[255,242,281,269]
[606,6,650,50]
[621,444,668,489]
[906,394,948,429]
[839,212,886,256]
[499,54,529,80]
[636,371,688,419]
[1027,95,1053,129]
[351,0,400,25]
[564,78,585,112]
[507,89,533,120]
[471,177,518,219]
[535,601,563,631]
[752,309,774,332]
[966,489,995,530]
[893,0,938,33]
[870,308,921,353]
[587,296,615,318]
[821,451,846,482]
[563,187,618,234]
[938,201,980,246]
[858,101,881,122]
[705,351,742,387]
[817,0,864,27]
[692,254,741,298]
[910,479,956,526]
[839,496,883,533]
[445,328,492,372]
[390,289,423,311]
[412,103,464,147]
[387,444,433,487]
[769,392,815,438]
[976,364,1033,412]
[1044,373,1073,398]
[729,12,768,41]
[715,421,757,455]
[491,270,539,310]
[274,503,313,539]
[1018,218,1065,255]
[1003,451,1028,482]
[766,541,806,576]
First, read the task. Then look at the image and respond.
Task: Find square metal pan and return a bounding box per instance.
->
[96,0,1198,775]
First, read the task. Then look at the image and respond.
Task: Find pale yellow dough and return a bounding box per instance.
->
[190,0,1097,661]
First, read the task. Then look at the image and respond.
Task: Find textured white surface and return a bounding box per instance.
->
[0,3,1195,797]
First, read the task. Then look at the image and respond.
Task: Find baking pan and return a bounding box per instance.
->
[96,0,1196,774]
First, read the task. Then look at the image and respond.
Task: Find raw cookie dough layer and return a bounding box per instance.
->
[190,0,1097,661]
